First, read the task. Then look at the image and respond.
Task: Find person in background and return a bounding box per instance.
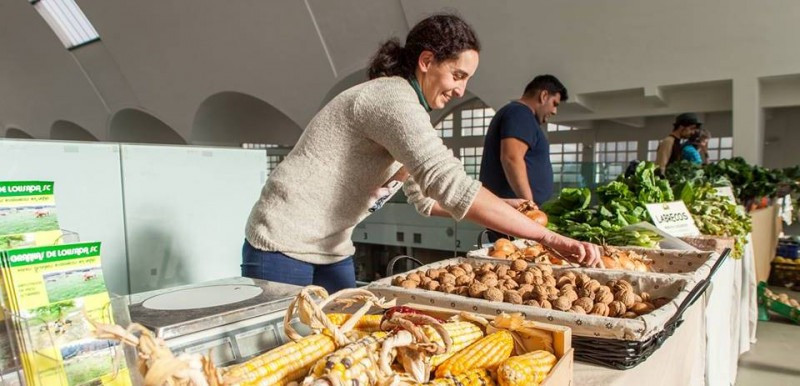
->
[479,75,566,240]
[655,112,702,174]
[682,128,711,165]
[242,14,602,293]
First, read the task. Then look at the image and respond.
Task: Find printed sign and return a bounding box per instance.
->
[645,201,701,237]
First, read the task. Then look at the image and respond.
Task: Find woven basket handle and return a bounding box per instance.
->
[666,248,731,326]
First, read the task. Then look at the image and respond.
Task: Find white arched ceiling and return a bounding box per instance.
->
[0,0,109,140]
[109,108,186,145]
[50,120,99,141]
[5,128,34,139]
[191,92,303,146]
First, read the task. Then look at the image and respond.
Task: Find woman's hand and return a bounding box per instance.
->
[502,198,530,209]
[547,235,604,268]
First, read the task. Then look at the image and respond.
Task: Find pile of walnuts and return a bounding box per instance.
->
[390,259,671,319]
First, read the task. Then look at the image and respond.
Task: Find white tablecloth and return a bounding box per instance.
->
[573,301,706,385]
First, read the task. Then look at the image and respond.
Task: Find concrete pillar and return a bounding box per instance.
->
[732,77,764,165]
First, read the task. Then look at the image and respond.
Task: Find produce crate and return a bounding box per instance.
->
[679,235,735,255]
[467,239,721,283]
[407,303,573,386]
[767,259,800,290]
[757,282,800,324]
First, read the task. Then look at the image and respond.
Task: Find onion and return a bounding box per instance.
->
[494,238,517,255]
[489,249,509,259]
[525,210,549,226]
[601,256,619,269]
[617,255,636,271]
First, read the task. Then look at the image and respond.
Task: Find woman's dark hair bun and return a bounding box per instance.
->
[368,13,480,80]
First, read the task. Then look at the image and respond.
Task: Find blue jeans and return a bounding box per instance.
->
[241,240,356,293]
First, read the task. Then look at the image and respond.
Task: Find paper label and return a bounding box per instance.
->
[645,201,701,237]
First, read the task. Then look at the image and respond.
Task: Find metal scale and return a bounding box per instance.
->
[128,277,311,367]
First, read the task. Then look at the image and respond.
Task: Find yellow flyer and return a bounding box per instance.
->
[0,181,62,250]
[2,242,131,386]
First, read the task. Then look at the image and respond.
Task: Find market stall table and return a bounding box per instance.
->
[573,300,706,385]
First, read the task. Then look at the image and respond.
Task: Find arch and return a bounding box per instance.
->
[109,108,186,144]
[50,120,98,141]
[319,69,368,109]
[5,128,34,139]
[191,91,302,146]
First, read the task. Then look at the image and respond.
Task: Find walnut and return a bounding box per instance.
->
[426,269,443,280]
[596,290,614,305]
[547,286,559,297]
[504,290,523,304]
[518,271,535,285]
[391,276,405,286]
[527,267,543,277]
[608,301,627,317]
[503,279,519,290]
[556,276,574,289]
[574,297,594,311]
[543,275,557,287]
[613,280,633,293]
[591,303,610,317]
[561,289,579,303]
[468,282,489,298]
[479,263,495,273]
[523,299,541,307]
[559,283,576,293]
[538,264,554,275]
[455,275,472,286]
[652,297,671,309]
[630,302,655,315]
[633,294,642,303]
[553,296,572,311]
[440,273,457,286]
[423,281,440,291]
[484,287,504,302]
[407,273,422,283]
[459,263,474,273]
[400,280,418,289]
[517,283,534,295]
[479,272,498,283]
[421,277,432,286]
[495,265,510,277]
[562,271,578,281]
[571,305,587,314]
[449,267,467,278]
[511,259,528,271]
[577,287,595,301]
[531,276,544,286]
[506,270,519,281]
[640,292,651,303]
[615,290,636,308]
[547,293,560,302]
[623,311,639,319]
[540,299,553,309]
[583,279,602,293]
[483,277,499,287]
[456,286,471,297]
[576,273,592,287]
[442,284,457,294]
[606,280,618,289]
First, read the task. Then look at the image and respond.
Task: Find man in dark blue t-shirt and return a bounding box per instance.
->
[480,75,567,211]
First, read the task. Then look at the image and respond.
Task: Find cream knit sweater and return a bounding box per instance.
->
[245,76,481,264]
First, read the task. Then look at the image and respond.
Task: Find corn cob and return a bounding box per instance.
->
[309,331,389,382]
[424,322,484,367]
[497,350,556,386]
[435,330,513,378]
[224,333,335,386]
[326,313,383,332]
[424,369,497,386]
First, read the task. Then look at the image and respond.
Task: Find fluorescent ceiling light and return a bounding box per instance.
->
[33,0,99,49]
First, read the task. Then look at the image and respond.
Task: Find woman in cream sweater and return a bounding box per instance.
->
[244,14,602,292]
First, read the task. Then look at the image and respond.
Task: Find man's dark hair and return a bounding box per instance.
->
[523,75,568,101]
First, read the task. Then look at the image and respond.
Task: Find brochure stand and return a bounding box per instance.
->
[0,294,137,386]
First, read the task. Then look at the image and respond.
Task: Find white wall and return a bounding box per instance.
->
[764,107,800,169]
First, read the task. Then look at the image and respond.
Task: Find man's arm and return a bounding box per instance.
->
[655,137,673,174]
[500,137,534,201]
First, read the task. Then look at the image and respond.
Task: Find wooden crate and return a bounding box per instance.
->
[407,303,574,386]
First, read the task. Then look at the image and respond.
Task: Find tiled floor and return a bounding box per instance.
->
[736,316,800,385]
